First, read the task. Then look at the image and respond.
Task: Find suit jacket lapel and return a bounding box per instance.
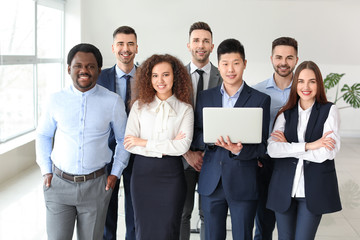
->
[208,63,220,89]
[186,64,191,75]
[213,86,223,107]
[108,65,117,92]
[234,82,251,107]
[305,101,320,142]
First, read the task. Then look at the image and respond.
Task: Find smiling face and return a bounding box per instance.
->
[187,29,214,67]
[271,45,298,78]
[297,68,318,109]
[218,52,247,94]
[151,62,174,100]
[68,51,100,92]
[112,33,138,67]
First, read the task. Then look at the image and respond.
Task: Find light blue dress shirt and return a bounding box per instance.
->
[36,84,130,178]
[220,81,244,108]
[253,75,291,134]
[115,65,136,102]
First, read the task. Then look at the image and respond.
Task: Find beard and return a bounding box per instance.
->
[274,65,294,78]
[118,51,135,64]
[76,73,94,90]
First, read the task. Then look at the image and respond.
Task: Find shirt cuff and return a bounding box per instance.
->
[294,142,306,153]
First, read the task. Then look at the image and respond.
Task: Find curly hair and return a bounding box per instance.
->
[133,54,193,106]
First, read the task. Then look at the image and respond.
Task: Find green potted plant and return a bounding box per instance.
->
[324,73,360,109]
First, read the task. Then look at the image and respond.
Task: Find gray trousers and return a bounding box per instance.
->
[43,173,112,240]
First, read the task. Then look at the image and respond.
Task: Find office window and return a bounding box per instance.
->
[0,0,64,143]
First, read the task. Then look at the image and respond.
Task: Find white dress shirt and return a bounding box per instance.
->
[267,102,341,197]
[125,95,194,158]
[190,62,211,104]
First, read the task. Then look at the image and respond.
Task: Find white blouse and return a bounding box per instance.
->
[125,95,194,158]
[267,102,341,198]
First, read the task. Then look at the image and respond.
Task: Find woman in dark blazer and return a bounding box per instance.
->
[266,61,342,240]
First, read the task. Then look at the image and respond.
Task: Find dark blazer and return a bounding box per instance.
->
[193,82,271,201]
[266,101,342,215]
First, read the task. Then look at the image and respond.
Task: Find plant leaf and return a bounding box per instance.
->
[324,73,345,91]
[341,83,360,108]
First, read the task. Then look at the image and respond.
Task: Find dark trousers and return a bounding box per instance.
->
[275,198,322,240]
[180,167,205,240]
[202,180,257,240]
[103,155,135,240]
[254,155,276,240]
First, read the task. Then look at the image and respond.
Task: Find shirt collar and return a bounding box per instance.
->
[154,94,176,104]
[70,83,98,96]
[115,65,136,79]
[220,81,244,98]
[298,100,315,113]
[190,62,211,75]
[266,74,292,90]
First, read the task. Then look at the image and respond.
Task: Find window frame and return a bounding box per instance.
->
[0,0,65,143]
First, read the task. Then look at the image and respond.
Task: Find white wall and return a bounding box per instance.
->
[76,0,360,136]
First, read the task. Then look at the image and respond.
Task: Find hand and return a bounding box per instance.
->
[258,160,263,168]
[124,135,147,150]
[305,131,335,151]
[43,173,53,187]
[215,136,243,155]
[183,150,204,172]
[174,131,186,140]
[105,174,118,191]
[271,130,287,143]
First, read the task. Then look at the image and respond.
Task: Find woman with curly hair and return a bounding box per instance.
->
[124,54,194,239]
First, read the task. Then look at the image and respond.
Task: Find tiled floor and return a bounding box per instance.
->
[0,138,359,240]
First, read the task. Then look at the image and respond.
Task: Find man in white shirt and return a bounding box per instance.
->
[181,21,222,240]
[252,37,299,240]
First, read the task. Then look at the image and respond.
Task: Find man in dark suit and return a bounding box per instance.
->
[97,26,138,240]
[181,21,222,240]
[192,38,270,240]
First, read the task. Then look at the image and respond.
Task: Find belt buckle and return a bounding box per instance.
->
[74,175,86,182]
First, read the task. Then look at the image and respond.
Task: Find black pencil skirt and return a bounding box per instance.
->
[130,154,187,240]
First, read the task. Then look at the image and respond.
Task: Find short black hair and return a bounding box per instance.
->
[67,43,103,68]
[217,38,245,62]
[113,26,137,40]
[272,37,298,55]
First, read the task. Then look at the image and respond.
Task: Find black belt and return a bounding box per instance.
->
[54,166,106,183]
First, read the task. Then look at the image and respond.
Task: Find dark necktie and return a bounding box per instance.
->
[124,75,131,115]
[195,69,204,101]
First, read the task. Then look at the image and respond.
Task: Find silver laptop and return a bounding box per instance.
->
[203,107,263,144]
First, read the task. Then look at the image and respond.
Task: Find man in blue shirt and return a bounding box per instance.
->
[252,37,299,240]
[193,39,270,240]
[36,43,129,240]
[97,26,138,240]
